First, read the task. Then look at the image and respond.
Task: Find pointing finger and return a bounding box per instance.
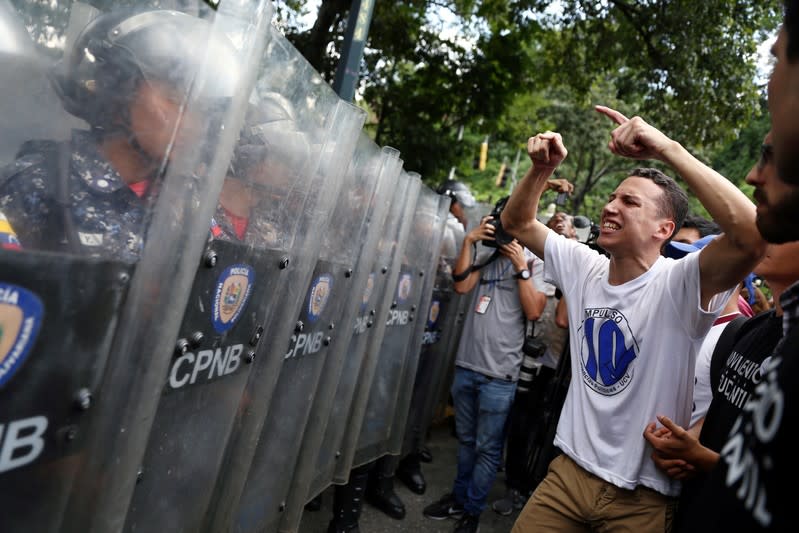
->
[657,415,683,435]
[595,105,629,125]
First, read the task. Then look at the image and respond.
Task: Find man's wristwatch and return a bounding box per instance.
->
[513,269,531,280]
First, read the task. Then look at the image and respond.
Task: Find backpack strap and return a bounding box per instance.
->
[709,315,748,396]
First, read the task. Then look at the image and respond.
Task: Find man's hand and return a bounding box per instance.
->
[546,178,574,194]
[643,415,707,479]
[528,131,568,170]
[595,105,677,161]
[498,240,528,272]
[465,216,495,246]
[651,452,697,481]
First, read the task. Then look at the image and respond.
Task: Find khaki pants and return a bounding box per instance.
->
[512,454,676,533]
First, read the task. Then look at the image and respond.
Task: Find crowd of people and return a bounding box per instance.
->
[413,3,799,532]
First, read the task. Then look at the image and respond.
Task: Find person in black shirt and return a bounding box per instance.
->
[643,132,799,531]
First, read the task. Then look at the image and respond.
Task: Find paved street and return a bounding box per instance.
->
[299,421,521,533]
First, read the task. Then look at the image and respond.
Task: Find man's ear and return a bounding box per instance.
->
[656,219,676,241]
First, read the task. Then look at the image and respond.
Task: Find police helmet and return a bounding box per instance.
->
[229,93,310,184]
[51,9,240,134]
[437,179,475,208]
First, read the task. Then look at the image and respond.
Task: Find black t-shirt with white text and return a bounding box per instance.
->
[682,317,797,532]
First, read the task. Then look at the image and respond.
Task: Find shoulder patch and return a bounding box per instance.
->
[0,283,44,388]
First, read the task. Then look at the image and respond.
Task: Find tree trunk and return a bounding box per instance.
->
[296,0,351,75]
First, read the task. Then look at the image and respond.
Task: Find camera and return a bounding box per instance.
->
[522,335,547,358]
[482,196,515,248]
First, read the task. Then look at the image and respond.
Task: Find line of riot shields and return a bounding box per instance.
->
[0,1,476,531]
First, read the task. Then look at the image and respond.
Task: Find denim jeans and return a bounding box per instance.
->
[451,366,517,516]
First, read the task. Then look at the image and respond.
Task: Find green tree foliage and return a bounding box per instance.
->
[540,0,781,148]
[710,100,772,194]
[280,1,779,190]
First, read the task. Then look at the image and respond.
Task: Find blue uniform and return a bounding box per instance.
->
[0,130,148,262]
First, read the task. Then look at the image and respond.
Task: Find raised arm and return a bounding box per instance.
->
[596,105,766,308]
[501,133,573,259]
[498,241,547,321]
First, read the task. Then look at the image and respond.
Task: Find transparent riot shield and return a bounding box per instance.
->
[386,185,449,456]
[432,200,489,421]
[200,24,366,533]
[278,146,402,533]
[121,22,365,533]
[224,135,397,533]
[392,191,455,457]
[330,171,421,485]
[348,179,440,468]
[0,2,270,532]
[412,213,467,450]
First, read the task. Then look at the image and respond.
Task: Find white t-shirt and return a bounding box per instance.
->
[690,314,739,428]
[543,232,734,497]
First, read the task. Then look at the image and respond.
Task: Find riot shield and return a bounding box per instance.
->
[201,24,366,533]
[122,22,365,533]
[278,146,402,533]
[0,2,269,532]
[412,213,467,449]
[432,201,490,423]
[225,134,397,533]
[331,171,421,484]
[387,185,449,456]
[394,191,458,458]
[348,179,441,468]
[120,45,355,533]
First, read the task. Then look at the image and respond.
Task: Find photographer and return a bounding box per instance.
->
[422,198,547,533]
[492,211,575,516]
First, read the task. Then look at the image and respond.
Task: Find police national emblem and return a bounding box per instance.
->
[307,274,333,323]
[397,273,413,302]
[212,264,255,333]
[427,300,440,329]
[0,283,44,387]
[361,273,375,311]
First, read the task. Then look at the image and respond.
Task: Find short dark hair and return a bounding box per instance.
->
[786,1,799,61]
[627,167,689,239]
[681,213,721,238]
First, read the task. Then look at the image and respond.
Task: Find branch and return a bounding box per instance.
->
[607,0,664,67]
[298,0,351,74]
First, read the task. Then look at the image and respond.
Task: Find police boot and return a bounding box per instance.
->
[327,465,370,533]
[418,444,433,463]
[365,469,406,520]
[396,452,426,495]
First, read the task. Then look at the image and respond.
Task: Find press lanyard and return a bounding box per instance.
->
[480,259,513,291]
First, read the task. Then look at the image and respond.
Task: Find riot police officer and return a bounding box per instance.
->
[0,8,238,261]
[437,178,476,230]
[212,94,310,247]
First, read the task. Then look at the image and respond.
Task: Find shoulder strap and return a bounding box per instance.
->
[709,315,748,395]
[17,139,77,253]
[452,245,501,282]
[54,140,81,254]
